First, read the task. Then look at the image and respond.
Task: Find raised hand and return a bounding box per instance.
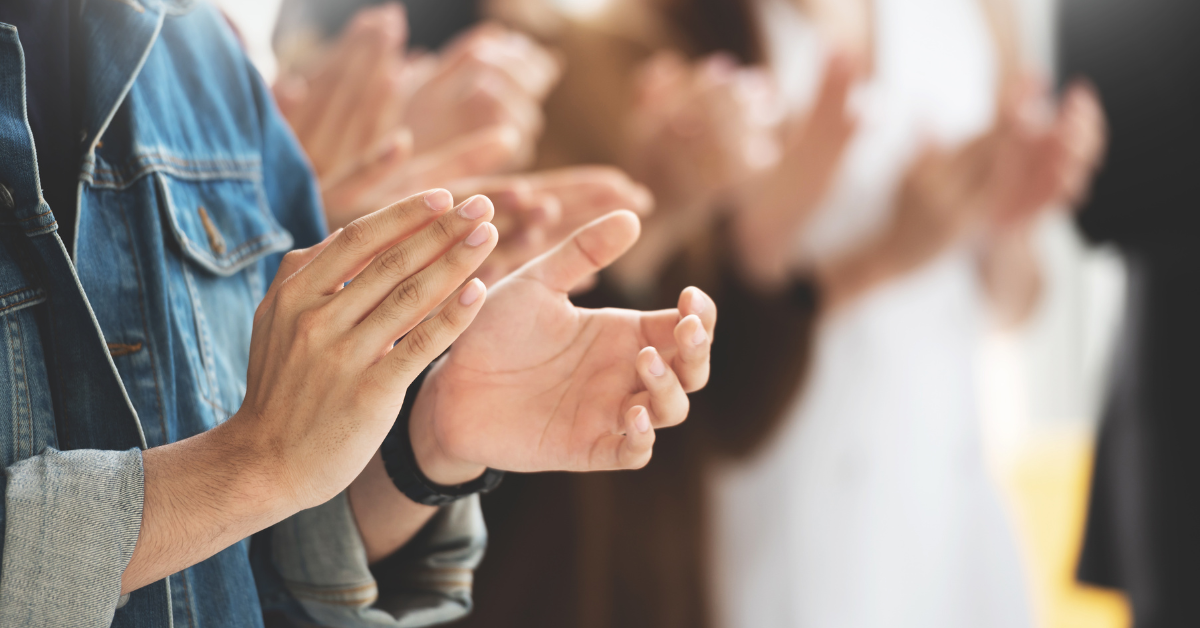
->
[733,52,860,288]
[408,211,716,482]
[446,166,655,284]
[402,22,562,164]
[232,190,498,510]
[609,52,781,293]
[985,78,1107,230]
[274,3,409,180]
[624,51,782,213]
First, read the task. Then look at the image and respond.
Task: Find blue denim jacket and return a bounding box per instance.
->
[0,1,486,626]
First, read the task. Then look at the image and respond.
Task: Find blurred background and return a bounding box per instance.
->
[220,1,1200,627]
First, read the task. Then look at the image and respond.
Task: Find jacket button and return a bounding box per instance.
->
[0,183,13,210]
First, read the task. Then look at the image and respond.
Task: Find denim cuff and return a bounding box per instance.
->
[273,492,486,628]
[0,448,144,628]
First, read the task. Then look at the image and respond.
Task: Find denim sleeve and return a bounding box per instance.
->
[0,448,144,627]
[271,492,487,628]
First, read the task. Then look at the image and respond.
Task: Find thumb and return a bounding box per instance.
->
[518,210,641,293]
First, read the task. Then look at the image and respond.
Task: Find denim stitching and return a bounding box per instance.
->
[117,196,170,447]
[14,314,32,459]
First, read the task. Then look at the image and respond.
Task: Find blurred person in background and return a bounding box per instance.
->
[709,0,1103,625]
[269,2,658,285]
[452,0,1105,627]
[1060,1,1200,626]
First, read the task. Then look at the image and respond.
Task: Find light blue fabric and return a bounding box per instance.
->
[0,1,486,626]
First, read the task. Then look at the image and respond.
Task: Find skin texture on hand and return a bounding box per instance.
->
[410,210,717,477]
[121,190,498,594]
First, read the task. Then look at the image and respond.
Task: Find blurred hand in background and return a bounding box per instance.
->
[731,52,861,290]
[609,51,782,295]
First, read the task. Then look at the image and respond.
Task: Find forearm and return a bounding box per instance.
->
[122,421,293,594]
[349,374,485,564]
[812,233,892,316]
[347,453,438,564]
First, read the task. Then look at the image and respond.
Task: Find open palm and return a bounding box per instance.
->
[420,211,715,473]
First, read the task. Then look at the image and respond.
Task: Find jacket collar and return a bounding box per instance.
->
[77,0,173,155]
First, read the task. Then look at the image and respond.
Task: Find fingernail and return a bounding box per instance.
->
[649,353,666,377]
[465,223,492,247]
[459,279,485,305]
[459,195,491,219]
[692,325,708,346]
[425,189,452,211]
[635,408,651,433]
[688,289,705,314]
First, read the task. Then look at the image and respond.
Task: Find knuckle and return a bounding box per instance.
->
[339,219,372,251]
[280,249,308,273]
[428,216,454,242]
[404,325,433,357]
[293,308,326,342]
[275,276,304,308]
[376,244,412,277]
[397,275,425,305]
[388,351,419,379]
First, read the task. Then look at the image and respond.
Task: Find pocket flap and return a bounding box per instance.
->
[156,173,294,276]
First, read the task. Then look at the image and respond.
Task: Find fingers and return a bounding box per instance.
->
[353,218,496,348]
[519,210,641,292]
[290,189,456,299]
[336,195,496,329]
[630,346,690,428]
[256,229,341,323]
[371,278,489,390]
[678,286,717,337]
[671,314,711,392]
[588,406,655,471]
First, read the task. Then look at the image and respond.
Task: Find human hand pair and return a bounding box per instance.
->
[402,22,562,164]
[624,51,782,215]
[880,76,1106,275]
[275,9,553,230]
[732,52,860,288]
[232,190,710,510]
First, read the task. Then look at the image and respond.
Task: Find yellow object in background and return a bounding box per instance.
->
[996,428,1130,628]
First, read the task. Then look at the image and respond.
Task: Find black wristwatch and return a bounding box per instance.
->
[380,366,504,506]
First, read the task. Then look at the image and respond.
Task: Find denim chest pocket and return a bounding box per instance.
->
[0,232,55,467]
[155,172,293,426]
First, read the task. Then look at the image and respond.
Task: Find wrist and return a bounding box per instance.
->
[212,416,313,517]
[407,367,487,487]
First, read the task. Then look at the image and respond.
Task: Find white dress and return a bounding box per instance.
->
[710,0,1034,626]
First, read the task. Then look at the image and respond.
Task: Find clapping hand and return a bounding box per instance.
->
[409,210,716,481]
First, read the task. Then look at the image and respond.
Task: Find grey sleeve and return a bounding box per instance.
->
[272,492,487,628]
[0,447,144,628]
